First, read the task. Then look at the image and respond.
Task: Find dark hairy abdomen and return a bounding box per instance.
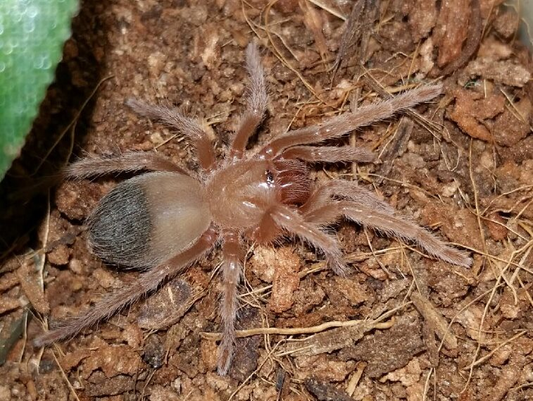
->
[87,181,152,268]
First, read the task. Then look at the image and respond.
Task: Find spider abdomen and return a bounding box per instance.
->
[88,172,211,269]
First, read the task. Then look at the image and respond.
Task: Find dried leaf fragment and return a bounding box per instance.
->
[333,0,379,75]
[465,59,532,87]
[299,0,329,63]
[483,354,528,401]
[448,88,505,142]
[431,0,482,76]
[86,372,137,397]
[484,212,508,241]
[493,96,532,147]
[411,292,458,350]
[404,0,437,42]
[279,314,395,358]
[83,338,143,378]
[137,275,206,330]
[58,348,91,372]
[17,260,49,315]
[338,314,425,378]
[304,377,355,401]
[0,272,18,292]
[433,0,471,67]
[269,247,301,313]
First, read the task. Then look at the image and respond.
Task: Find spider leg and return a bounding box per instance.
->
[269,205,348,275]
[64,151,190,179]
[305,200,472,267]
[126,99,217,172]
[301,180,395,215]
[259,84,442,157]
[217,230,244,375]
[230,43,268,159]
[33,226,218,348]
[280,145,375,164]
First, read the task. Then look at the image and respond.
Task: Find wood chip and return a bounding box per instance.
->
[338,314,425,378]
[269,247,301,313]
[0,272,18,292]
[411,292,458,350]
[304,377,355,401]
[137,272,207,330]
[16,260,49,315]
[448,88,506,142]
[465,59,531,87]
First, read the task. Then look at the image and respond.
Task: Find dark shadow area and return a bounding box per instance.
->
[0,0,107,259]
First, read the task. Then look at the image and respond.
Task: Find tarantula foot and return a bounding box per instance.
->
[217,339,234,376]
[329,257,350,276]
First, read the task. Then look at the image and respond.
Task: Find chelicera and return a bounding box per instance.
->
[34,43,471,375]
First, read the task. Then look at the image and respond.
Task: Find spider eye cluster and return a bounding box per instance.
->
[265,170,275,186]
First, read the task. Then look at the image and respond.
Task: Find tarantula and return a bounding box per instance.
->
[34,43,471,375]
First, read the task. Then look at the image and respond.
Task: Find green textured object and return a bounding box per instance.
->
[0,0,79,181]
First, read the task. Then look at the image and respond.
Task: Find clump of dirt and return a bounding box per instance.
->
[1,0,532,400]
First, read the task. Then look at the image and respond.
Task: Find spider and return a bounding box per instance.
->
[34,43,471,375]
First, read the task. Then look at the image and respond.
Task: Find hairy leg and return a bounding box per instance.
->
[269,205,347,274]
[301,180,395,215]
[34,226,219,347]
[280,145,375,164]
[126,99,217,171]
[259,84,442,157]
[217,230,244,375]
[230,43,268,159]
[64,152,190,179]
[305,200,472,267]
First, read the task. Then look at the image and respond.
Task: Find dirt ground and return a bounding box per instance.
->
[0,0,532,400]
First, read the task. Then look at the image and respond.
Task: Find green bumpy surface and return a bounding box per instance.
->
[0,0,79,181]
